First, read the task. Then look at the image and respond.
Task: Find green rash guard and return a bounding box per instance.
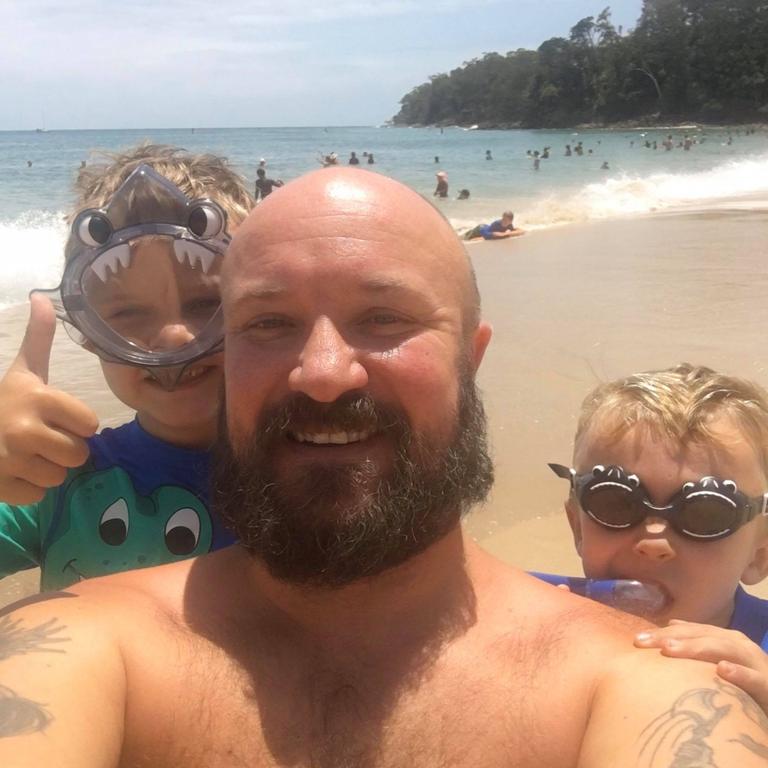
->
[0,419,233,592]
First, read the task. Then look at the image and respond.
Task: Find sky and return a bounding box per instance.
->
[0,0,644,130]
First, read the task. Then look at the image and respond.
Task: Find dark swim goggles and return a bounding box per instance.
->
[549,463,768,541]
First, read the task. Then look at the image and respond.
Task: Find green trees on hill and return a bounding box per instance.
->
[392,1,768,127]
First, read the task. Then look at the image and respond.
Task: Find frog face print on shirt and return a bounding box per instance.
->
[43,466,213,589]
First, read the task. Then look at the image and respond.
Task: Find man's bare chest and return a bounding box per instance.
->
[121,634,588,768]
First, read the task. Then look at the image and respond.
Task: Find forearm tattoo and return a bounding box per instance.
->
[0,616,69,738]
[638,679,768,766]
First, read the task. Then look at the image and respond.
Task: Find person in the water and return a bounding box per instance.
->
[550,363,768,712]
[0,144,254,590]
[464,211,525,241]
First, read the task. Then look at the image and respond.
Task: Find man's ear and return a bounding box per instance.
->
[470,321,492,372]
[565,497,583,557]
[741,527,768,585]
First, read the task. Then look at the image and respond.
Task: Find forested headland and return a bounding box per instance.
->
[392,1,768,128]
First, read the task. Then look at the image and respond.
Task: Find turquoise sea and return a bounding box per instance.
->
[2,124,767,308]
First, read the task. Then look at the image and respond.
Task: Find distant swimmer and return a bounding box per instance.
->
[80,160,86,168]
[532,151,540,171]
[434,155,440,163]
[541,147,550,159]
[258,158,267,168]
[464,211,525,241]
[254,168,284,202]
[457,188,470,200]
[348,151,360,165]
[367,152,375,164]
[319,152,339,167]
[434,171,448,198]
[600,161,610,170]
[565,144,572,156]
[485,150,492,160]
[27,160,32,168]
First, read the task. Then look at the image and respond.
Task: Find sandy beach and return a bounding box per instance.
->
[2,206,768,606]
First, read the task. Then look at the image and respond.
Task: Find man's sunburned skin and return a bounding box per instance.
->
[638,679,768,766]
[0,614,69,737]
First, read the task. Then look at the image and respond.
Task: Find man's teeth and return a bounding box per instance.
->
[292,430,371,445]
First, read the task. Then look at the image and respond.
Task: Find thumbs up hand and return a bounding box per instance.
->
[0,294,99,504]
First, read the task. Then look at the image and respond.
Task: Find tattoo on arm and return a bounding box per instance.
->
[0,616,69,661]
[638,679,768,767]
[0,685,51,738]
[0,616,69,738]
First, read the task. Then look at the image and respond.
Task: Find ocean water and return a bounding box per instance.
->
[2,124,767,308]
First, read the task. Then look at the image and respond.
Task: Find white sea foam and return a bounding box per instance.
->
[0,211,67,309]
[523,153,768,229]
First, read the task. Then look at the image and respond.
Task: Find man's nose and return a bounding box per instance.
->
[288,318,368,402]
[632,517,676,561]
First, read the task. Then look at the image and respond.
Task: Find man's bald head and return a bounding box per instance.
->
[225,168,482,333]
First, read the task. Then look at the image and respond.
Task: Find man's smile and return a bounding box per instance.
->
[289,429,374,445]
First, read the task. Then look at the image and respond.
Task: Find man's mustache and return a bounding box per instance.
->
[257,392,406,439]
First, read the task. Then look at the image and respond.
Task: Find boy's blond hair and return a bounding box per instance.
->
[71,142,254,229]
[575,363,768,474]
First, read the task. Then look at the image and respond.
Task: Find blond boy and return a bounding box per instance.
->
[0,144,254,590]
[553,363,768,710]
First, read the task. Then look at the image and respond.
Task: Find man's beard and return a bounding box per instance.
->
[211,370,493,588]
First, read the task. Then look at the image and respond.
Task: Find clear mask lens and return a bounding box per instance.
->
[81,236,222,355]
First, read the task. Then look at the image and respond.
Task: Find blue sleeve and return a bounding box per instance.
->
[0,500,43,577]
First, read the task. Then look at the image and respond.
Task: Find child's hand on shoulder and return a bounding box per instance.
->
[0,294,98,504]
[635,619,768,714]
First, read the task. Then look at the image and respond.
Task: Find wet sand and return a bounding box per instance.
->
[2,208,768,606]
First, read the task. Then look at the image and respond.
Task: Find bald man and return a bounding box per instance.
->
[1,169,767,767]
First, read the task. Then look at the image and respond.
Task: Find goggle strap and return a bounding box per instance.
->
[548,463,576,488]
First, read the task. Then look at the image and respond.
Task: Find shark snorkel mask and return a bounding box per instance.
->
[32,164,230,390]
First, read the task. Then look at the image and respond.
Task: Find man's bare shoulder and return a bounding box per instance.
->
[581,648,768,766]
[471,543,644,648]
[0,546,240,633]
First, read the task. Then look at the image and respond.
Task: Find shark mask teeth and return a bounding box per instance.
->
[90,244,132,283]
[173,241,217,274]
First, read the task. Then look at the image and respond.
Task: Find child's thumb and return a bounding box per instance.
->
[11,293,57,384]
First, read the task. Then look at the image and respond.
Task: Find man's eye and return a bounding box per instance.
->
[360,313,414,333]
[240,316,293,336]
[363,312,406,326]
[252,317,288,329]
[368,314,399,324]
